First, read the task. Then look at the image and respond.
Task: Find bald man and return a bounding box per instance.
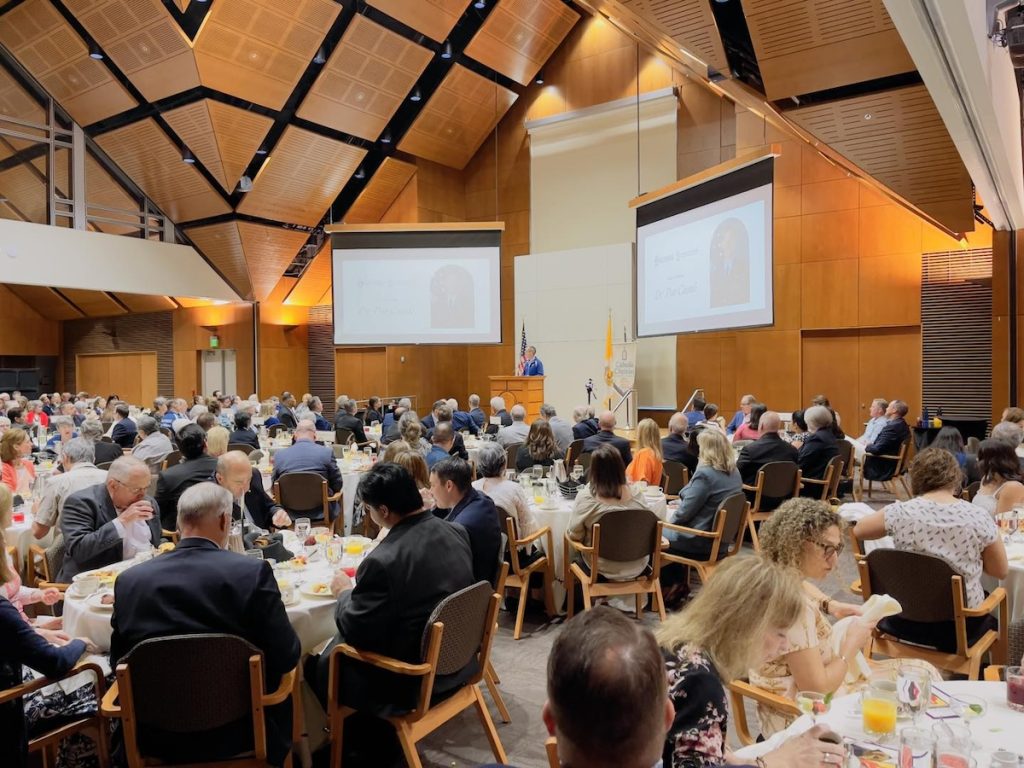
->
[581,411,632,466]
[661,412,697,474]
[215,451,291,531]
[270,419,342,523]
[736,411,798,489]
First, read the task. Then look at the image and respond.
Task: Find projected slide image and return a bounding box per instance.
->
[430,264,475,328]
[709,217,750,308]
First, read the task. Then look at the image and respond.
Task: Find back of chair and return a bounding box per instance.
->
[715,492,748,559]
[963,481,981,502]
[594,507,660,563]
[44,539,66,583]
[565,439,584,470]
[100,435,113,444]
[662,460,688,496]
[578,452,592,476]
[96,461,113,471]
[276,471,326,512]
[421,581,494,676]
[505,443,522,470]
[862,549,961,623]
[893,438,911,474]
[228,442,255,455]
[758,461,800,498]
[826,457,844,498]
[163,450,182,469]
[119,634,257,733]
[835,439,854,480]
[267,424,285,438]
[335,427,354,446]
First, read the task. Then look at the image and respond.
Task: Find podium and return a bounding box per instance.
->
[489,375,544,423]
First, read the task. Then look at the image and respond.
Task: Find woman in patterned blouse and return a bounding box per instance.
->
[655,556,848,768]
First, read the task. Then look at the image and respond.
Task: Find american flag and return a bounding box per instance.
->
[516,322,527,375]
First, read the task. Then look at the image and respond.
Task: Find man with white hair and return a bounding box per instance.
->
[737,411,798,490]
[271,419,342,523]
[582,411,632,466]
[467,394,485,429]
[486,396,513,435]
[334,398,369,445]
[161,398,188,430]
[381,396,410,431]
[32,437,108,541]
[661,412,695,470]
[58,455,162,581]
[131,416,173,472]
[540,404,573,453]
[215,451,291,530]
[110,482,299,766]
[446,398,480,435]
[497,404,530,448]
[571,405,600,440]
[726,394,757,436]
[863,399,911,481]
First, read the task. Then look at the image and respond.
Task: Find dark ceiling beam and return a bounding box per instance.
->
[776,71,925,111]
[158,0,215,40]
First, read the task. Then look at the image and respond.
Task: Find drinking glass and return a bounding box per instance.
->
[277,579,295,605]
[531,465,543,481]
[897,663,931,724]
[505,469,517,481]
[294,517,311,542]
[951,693,986,747]
[989,750,1018,767]
[933,722,972,768]
[898,727,934,768]
[1013,505,1024,542]
[571,463,584,483]
[862,679,898,741]
[1007,666,1024,713]
[244,548,264,560]
[325,540,343,567]
[996,511,1016,543]
[533,480,546,506]
[795,691,828,723]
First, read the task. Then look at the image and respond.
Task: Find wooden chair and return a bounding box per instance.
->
[728,679,801,746]
[498,508,555,640]
[161,528,180,544]
[267,424,286,438]
[545,736,560,768]
[28,538,65,589]
[273,471,342,531]
[326,581,507,768]
[564,439,584,471]
[565,508,666,621]
[835,438,855,492]
[858,549,1007,679]
[661,492,749,585]
[661,460,689,499]
[800,455,843,502]
[505,443,523,471]
[859,438,911,500]
[962,480,981,502]
[228,442,255,455]
[101,634,297,767]
[578,451,592,478]
[742,461,801,550]
[847,526,866,596]
[1,661,109,765]
[100,434,113,443]
[160,450,182,471]
[334,427,354,446]
[6,543,19,579]
[96,461,113,471]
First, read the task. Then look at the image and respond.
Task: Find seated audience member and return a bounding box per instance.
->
[0,416,9,436]
[108,403,137,450]
[430,457,501,584]
[731,402,766,443]
[44,416,76,454]
[931,425,980,484]
[737,411,798,490]
[260,400,281,428]
[306,396,331,432]
[862,399,911,480]
[544,607,674,768]
[854,448,1008,652]
[446,398,480,436]
[428,404,469,460]
[973,439,1024,516]
[308,463,474,716]
[571,405,600,441]
[40,394,54,418]
[378,443,434,523]
[110,483,299,766]
[516,419,560,473]
[277,394,298,430]
[726,394,756,435]
[32,438,107,541]
[206,425,230,457]
[686,397,707,429]
[7,406,26,427]
[797,405,840,496]
[195,412,216,432]
[380,405,407,445]
[702,403,726,432]
[657,556,847,768]
[334,398,369,445]
[661,412,694,469]
[857,398,889,446]
[486,396,513,435]
[148,397,167,420]
[540,403,573,453]
[363,396,383,427]
[751,499,881,737]
[568,444,651,581]
[160,398,189,430]
[58,456,162,581]
[155,424,218,530]
[271,420,343,523]
[472,442,538,538]
[426,422,456,469]
[582,411,633,466]
[0,428,35,493]
[467,394,486,430]
[79,419,124,466]
[25,400,48,429]
[991,420,1024,459]
[626,418,664,487]
[3,485,62,626]
[397,412,430,457]
[381,397,410,431]
[810,394,845,440]
[228,411,261,450]
[1000,406,1024,438]
[130,416,172,472]
[497,404,530,448]
[420,400,443,432]
[215,451,291,532]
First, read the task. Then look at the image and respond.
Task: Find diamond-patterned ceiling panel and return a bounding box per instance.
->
[464,0,579,86]
[366,0,469,44]
[6,285,84,319]
[343,157,417,224]
[0,65,45,125]
[237,125,366,226]
[0,0,136,126]
[237,221,309,302]
[398,64,517,169]
[114,292,178,312]
[193,0,341,110]
[185,221,254,301]
[297,14,433,141]
[67,0,200,102]
[619,0,730,74]
[60,287,127,316]
[0,162,47,225]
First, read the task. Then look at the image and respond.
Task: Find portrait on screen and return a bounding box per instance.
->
[430,264,474,329]
[708,216,750,308]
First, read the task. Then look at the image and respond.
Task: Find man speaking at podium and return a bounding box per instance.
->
[522,345,544,376]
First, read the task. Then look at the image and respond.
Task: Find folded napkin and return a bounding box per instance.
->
[830,593,902,684]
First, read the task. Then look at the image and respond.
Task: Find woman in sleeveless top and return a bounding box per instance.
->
[974,439,1024,516]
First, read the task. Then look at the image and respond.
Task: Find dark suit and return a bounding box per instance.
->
[228,428,260,450]
[58,483,162,581]
[110,538,300,766]
[155,455,219,530]
[864,418,910,481]
[363,409,383,427]
[439,487,501,585]
[110,417,137,450]
[737,433,799,486]
[661,433,698,475]
[270,439,342,522]
[93,439,124,466]
[468,407,486,429]
[484,410,513,435]
[380,423,401,446]
[572,418,600,441]
[420,414,435,432]
[451,410,479,435]
[334,413,368,445]
[238,467,285,530]
[798,430,839,490]
[583,430,633,466]
[309,511,474,710]
[278,407,298,430]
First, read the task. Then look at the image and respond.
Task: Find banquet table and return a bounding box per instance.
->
[735,680,1023,765]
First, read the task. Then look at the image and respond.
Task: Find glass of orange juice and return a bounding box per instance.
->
[862,679,898,740]
[344,540,364,556]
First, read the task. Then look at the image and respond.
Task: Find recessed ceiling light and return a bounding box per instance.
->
[255,144,268,156]
[355,167,366,180]
[410,86,422,102]
[380,130,392,144]
[441,41,453,59]
[238,175,253,192]
[534,70,544,85]
[313,46,327,65]
[88,43,104,60]
[182,147,196,164]
[474,0,486,8]
[864,113,872,120]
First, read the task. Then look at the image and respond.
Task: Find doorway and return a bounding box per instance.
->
[200,349,237,397]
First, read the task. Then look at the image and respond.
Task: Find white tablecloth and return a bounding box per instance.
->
[4,513,37,563]
[735,681,1021,765]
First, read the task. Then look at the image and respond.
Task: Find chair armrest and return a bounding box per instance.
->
[337,644,433,676]
[0,661,105,705]
[727,679,801,716]
[100,680,121,718]
[983,666,1003,682]
[564,535,593,556]
[961,587,1007,617]
[662,521,719,539]
[516,525,551,547]
[327,491,342,502]
[800,477,827,486]
[865,452,900,461]
[161,528,176,540]
[741,484,756,492]
[262,667,297,706]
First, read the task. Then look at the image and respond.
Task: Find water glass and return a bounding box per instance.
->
[1006,666,1024,712]
[531,465,543,481]
[933,722,972,768]
[989,750,1018,767]
[898,727,934,768]
[277,579,295,605]
[244,548,264,560]
[897,663,931,723]
[996,511,1016,542]
[862,678,898,740]
[294,517,311,542]
[325,540,343,567]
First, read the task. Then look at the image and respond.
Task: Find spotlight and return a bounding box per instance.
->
[88,43,104,60]
[255,144,269,156]
[474,0,486,8]
[313,46,327,65]
[534,70,544,85]
[182,147,196,164]
[238,175,253,192]
[354,167,366,180]
[441,41,453,59]
[410,86,422,102]
[380,130,392,144]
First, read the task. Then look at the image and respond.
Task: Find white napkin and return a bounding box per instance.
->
[830,593,902,684]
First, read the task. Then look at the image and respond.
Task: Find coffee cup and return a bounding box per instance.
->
[72,573,100,596]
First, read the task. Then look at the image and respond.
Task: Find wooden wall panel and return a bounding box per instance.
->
[858,327,921,423]
[172,304,254,398]
[64,312,173,398]
[0,285,61,355]
[802,331,860,431]
[801,259,858,329]
[75,352,159,407]
[858,253,921,328]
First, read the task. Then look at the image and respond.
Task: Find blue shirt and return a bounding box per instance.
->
[862,416,887,444]
[686,410,704,429]
[425,445,451,469]
[726,410,745,435]
[522,357,544,376]
[451,410,480,435]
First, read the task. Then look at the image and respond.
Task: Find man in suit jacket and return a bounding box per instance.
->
[572,406,600,441]
[277,395,298,430]
[864,399,911,481]
[110,482,300,766]
[227,411,261,450]
[797,406,840,496]
[271,419,343,523]
[333,398,369,445]
[426,404,469,459]
[583,411,633,466]
[661,413,693,466]
[58,456,162,581]
[308,463,474,715]
[541,403,574,453]
[467,394,486,430]
[446,398,480,436]
[380,406,407,446]
[736,411,799,486]
[485,396,513,435]
[380,398,409,432]
[79,419,125,465]
[496,405,530,448]
[430,457,501,585]
[110,403,137,450]
[419,399,444,432]
[155,424,218,530]
[215,451,291,531]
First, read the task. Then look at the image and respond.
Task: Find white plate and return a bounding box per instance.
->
[87,592,115,612]
[300,584,334,599]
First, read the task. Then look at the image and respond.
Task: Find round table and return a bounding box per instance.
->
[990,539,1024,624]
[734,681,1022,765]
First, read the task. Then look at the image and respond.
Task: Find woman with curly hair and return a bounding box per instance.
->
[515,419,560,473]
[750,498,876,737]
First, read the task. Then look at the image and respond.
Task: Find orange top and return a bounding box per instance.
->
[1,458,35,492]
[626,447,663,487]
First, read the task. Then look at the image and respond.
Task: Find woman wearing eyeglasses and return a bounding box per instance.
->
[750,498,876,737]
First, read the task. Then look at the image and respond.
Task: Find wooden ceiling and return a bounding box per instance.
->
[0,0,578,309]
[616,0,729,74]
[285,243,332,306]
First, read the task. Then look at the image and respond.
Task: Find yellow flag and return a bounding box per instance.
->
[603,310,613,385]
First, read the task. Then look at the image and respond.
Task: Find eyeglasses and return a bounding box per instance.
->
[812,540,844,559]
[113,477,149,496]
